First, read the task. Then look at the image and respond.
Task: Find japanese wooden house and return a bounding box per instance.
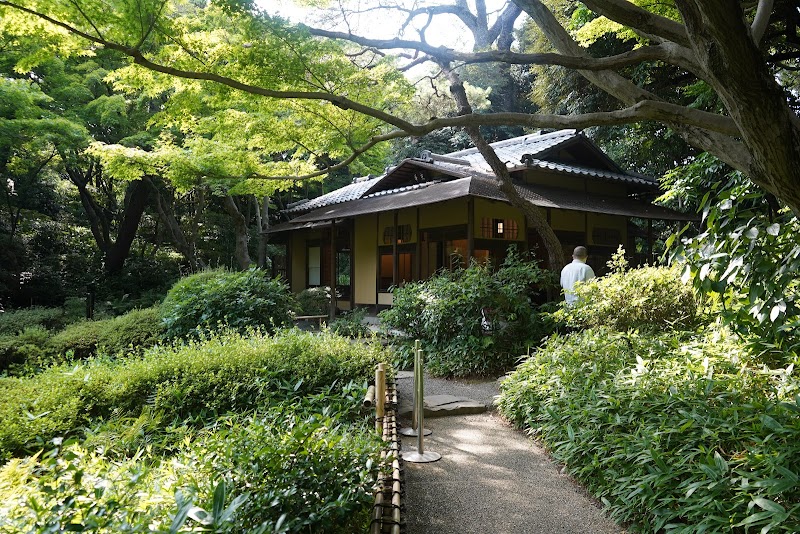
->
[269,129,689,310]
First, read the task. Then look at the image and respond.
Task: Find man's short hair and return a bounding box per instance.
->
[573,246,588,259]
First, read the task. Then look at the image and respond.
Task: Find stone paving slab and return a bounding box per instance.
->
[399,393,488,418]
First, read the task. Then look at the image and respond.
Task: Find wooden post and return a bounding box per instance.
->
[647,218,653,264]
[375,363,386,434]
[392,210,398,287]
[330,219,337,323]
[467,197,474,263]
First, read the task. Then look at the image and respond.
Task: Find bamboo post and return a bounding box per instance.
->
[403,347,441,463]
[399,340,431,437]
[363,385,376,408]
[375,363,386,434]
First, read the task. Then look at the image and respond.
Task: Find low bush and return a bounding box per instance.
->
[161,268,294,339]
[497,328,800,533]
[0,307,66,335]
[0,329,387,460]
[48,306,164,359]
[380,250,553,377]
[561,248,699,332]
[0,326,51,372]
[331,307,371,338]
[294,286,331,316]
[0,393,385,533]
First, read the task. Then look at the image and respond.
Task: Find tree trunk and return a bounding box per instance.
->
[104,179,150,274]
[150,179,203,271]
[443,63,565,274]
[675,0,800,217]
[254,195,270,269]
[223,194,252,270]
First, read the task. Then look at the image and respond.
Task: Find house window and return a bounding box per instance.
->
[482,218,519,239]
[383,224,412,244]
[481,217,492,238]
[379,253,393,291]
[592,228,622,246]
[506,219,519,240]
[383,226,394,244]
[397,225,412,243]
[493,218,505,238]
[378,246,415,291]
[307,246,321,286]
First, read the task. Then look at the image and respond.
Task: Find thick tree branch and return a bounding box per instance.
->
[579,0,691,47]
[515,0,752,173]
[306,26,693,72]
[751,0,774,45]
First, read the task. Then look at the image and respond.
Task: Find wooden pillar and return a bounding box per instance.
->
[329,219,337,322]
[392,210,398,286]
[647,218,653,264]
[286,233,293,292]
[349,221,355,310]
[415,207,421,280]
[467,197,474,262]
[375,214,380,307]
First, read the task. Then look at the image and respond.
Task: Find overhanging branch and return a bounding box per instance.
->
[306,26,686,71]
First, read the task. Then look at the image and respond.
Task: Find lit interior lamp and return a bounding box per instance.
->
[496,221,504,235]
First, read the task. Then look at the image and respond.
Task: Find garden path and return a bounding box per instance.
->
[397,374,625,534]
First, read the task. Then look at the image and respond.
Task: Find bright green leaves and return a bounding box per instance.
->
[498,327,800,533]
[666,153,800,366]
[572,0,683,46]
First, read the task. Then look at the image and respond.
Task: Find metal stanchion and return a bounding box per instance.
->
[400,339,431,437]
[403,346,441,463]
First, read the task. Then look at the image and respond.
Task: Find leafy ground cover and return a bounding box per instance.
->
[0,329,388,532]
[498,328,800,532]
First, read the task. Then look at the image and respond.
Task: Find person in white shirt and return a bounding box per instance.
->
[560,246,595,305]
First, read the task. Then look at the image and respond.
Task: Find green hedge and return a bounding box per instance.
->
[0,329,387,461]
[562,262,699,332]
[0,307,67,336]
[161,268,294,339]
[498,328,800,533]
[48,306,164,359]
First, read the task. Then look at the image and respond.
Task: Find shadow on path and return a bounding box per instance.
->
[398,375,625,534]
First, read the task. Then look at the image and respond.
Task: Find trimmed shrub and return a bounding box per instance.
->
[161,268,294,339]
[294,286,331,316]
[48,306,164,359]
[498,328,800,533]
[0,329,388,460]
[380,250,552,377]
[0,307,65,335]
[562,252,699,331]
[0,326,51,372]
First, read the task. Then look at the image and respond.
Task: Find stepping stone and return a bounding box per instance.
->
[398,394,487,418]
[396,371,414,380]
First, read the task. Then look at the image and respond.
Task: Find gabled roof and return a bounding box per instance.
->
[285,175,381,214]
[284,130,658,217]
[269,175,692,234]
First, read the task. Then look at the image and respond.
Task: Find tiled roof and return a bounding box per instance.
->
[269,176,691,233]
[282,130,657,217]
[285,175,381,214]
[514,184,693,221]
[443,129,578,167]
[520,158,655,186]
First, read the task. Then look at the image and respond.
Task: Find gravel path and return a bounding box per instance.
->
[397,374,625,534]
